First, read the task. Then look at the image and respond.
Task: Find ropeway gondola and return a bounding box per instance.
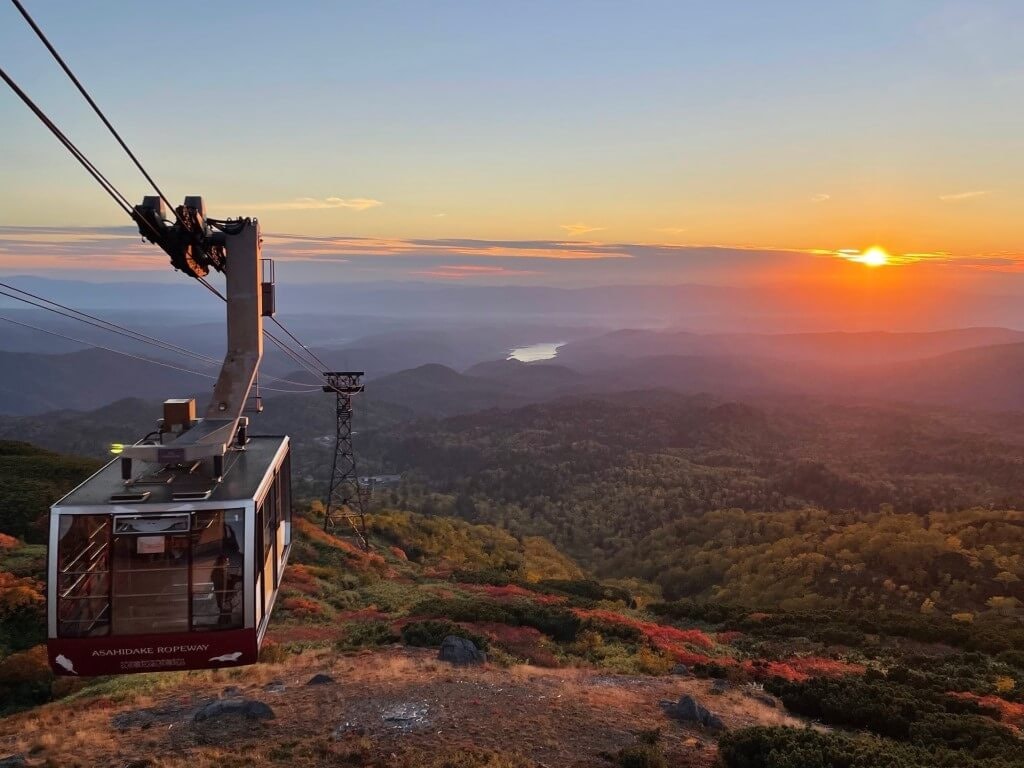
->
[47,197,293,676]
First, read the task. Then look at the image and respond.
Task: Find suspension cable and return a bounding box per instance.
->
[0,313,216,380]
[4,8,334,389]
[0,285,320,390]
[0,314,319,394]
[9,0,179,219]
[0,66,132,215]
[0,280,220,365]
[197,276,331,386]
[270,316,329,371]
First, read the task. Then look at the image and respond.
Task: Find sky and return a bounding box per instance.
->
[1,0,1022,289]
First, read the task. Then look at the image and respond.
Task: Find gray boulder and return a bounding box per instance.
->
[704,712,726,730]
[0,756,27,768]
[673,694,703,722]
[306,673,335,686]
[663,694,725,731]
[438,635,486,666]
[193,698,275,723]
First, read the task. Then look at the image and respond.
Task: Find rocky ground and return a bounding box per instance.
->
[0,647,803,768]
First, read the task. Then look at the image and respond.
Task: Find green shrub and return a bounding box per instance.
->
[337,621,399,649]
[604,730,667,768]
[718,727,912,768]
[451,567,523,586]
[407,596,581,642]
[536,578,633,606]
[907,713,1020,757]
[401,620,489,650]
[765,676,1011,755]
[581,616,644,643]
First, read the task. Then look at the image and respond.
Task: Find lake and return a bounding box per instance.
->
[507,342,565,362]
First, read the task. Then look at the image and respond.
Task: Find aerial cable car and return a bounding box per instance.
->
[47,197,293,676]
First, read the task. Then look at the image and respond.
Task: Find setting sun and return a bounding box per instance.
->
[855,246,890,267]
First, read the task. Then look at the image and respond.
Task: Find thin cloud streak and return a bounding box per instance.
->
[939,190,991,202]
[233,197,383,211]
[560,223,605,236]
[264,234,631,261]
[412,264,542,280]
[2,227,1023,286]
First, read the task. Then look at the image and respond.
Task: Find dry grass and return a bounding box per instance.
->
[0,648,802,767]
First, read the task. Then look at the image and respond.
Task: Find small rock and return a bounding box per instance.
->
[438,635,486,666]
[123,760,153,768]
[710,678,729,694]
[0,756,27,768]
[664,694,725,731]
[264,681,286,694]
[306,673,335,686]
[222,686,243,697]
[751,692,778,708]
[671,664,691,676]
[193,699,275,723]
[112,711,154,732]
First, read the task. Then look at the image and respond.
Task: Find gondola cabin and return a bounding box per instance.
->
[47,418,292,676]
[42,199,298,676]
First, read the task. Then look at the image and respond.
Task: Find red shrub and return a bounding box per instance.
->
[669,650,720,666]
[0,645,50,685]
[473,622,560,667]
[574,609,716,650]
[460,583,565,605]
[0,533,19,549]
[717,631,744,644]
[0,573,44,615]
[743,656,865,682]
[337,607,390,622]
[283,565,322,596]
[280,596,326,619]
[949,692,1024,727]
[293,517,367,558]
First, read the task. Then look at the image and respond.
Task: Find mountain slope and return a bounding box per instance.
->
[0,348,211,416]
[558,327,1024,368]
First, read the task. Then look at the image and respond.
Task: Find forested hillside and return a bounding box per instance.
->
[369,395,1024,615]
[0,441,98,543]
[3,438,1024,767]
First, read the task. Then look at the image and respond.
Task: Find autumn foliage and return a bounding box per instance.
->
[574,608,716,650]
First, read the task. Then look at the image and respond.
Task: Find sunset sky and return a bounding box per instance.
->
[0,1,1021,287]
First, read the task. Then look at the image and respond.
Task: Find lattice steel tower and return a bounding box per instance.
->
[322,371,368,548]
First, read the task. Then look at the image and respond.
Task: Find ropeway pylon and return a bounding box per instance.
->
[322,371,368,549]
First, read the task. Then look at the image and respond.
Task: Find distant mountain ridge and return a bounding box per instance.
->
[7,325,1024,418]
[558,327,1024,368]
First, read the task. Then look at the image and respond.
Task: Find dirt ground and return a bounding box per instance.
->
[0,648,804,767]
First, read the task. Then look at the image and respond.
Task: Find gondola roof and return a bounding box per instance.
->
[56,435,289,509]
